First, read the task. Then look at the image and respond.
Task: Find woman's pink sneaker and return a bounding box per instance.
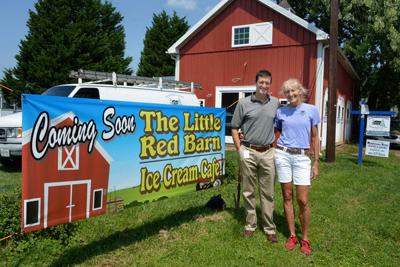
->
[285,234,298,250]
[300,239,312,255]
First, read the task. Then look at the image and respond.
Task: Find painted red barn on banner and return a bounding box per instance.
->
[168,0,359,148]
[21,112,112,232]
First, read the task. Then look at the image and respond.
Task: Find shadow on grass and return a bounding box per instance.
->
[50,205,215,266]
[358,159,385,167]
[226,206,300,238]
[340,154,386,167]
[0,158,22,172]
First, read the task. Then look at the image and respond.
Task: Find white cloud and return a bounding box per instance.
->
[167,0,197,10]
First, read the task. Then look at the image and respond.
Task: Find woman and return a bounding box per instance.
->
[274,79,320,256]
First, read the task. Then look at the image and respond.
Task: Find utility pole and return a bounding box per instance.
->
[326,0,338,162]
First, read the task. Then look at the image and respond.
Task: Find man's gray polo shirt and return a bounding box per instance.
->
[231,94,279,146]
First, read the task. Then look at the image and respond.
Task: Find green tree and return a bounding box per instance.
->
[1,0,132,103]
[137,11,189,77]
[286,0,400,110]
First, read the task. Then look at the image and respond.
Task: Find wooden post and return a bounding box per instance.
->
[326,0,338,162]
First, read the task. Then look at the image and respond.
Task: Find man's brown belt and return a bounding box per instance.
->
[242,142,273,152]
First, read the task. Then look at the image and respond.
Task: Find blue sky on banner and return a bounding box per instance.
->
[0,0,220,79]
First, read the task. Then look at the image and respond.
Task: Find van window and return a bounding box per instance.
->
[73,88,100,99]
[42,85,76,97]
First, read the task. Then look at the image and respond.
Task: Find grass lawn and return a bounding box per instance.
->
[0,161,21,194]
[1,145,399,266]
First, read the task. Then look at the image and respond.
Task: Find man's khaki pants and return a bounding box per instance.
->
[239,146,276,234]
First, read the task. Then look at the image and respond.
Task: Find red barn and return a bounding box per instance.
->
[21,112,112,232]
[167,0,359,147]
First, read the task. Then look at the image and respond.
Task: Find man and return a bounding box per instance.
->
[231,70,279,242]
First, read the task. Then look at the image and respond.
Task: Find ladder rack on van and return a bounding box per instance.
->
[69,70,201,92]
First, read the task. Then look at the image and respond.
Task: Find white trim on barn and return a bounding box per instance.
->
[24,198,41,228]
[231,21,273,48]
[167,0,328,55]
[321,88,328,149]
[92,188,104,210]
[215,85,256,143]
[315,43,327,143]
[168,0,231,54]
[58,145,80,171]
[174,53,180,80]
[215,85,256,108]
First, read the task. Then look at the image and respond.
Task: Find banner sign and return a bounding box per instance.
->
[365,139,390,157]
[21,94,225,232]
[366,115,391,136]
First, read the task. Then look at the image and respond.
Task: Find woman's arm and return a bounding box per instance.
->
[311,125,320,179]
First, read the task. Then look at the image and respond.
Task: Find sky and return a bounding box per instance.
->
[0,0,221,79]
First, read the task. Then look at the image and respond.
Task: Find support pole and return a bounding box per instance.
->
[326,0,338,162]
[357,115,365,165]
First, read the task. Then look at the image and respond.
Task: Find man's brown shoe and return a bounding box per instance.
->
[244,230,254,237]
[266,233,278,243]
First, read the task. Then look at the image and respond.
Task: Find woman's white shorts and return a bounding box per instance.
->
[274,148,311,185]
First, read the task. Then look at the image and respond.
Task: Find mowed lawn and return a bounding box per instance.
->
[1,145,399,266]
[0,162,21,194]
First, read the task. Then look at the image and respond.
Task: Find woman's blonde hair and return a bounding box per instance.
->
[281,78,308,102]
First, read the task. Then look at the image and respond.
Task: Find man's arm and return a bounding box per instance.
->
[311,125,320,179]
[232,128,241,151]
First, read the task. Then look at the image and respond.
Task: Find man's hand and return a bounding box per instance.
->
[238,129,244,143]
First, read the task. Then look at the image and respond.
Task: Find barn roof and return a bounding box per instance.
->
[22,111,113,164]
[167,0,329,55]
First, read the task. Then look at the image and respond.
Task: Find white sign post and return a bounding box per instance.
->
[365,139,390,157]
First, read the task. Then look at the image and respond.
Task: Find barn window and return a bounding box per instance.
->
[93,189,103,210]
[58,145,79,171]
[24,198,41,227]
[341,107,345,122]
[232,22,273,48]
[233,26,250,46]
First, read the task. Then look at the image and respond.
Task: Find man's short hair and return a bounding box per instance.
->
[255,70,272,83]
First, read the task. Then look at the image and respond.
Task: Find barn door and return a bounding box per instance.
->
[216,86,255,144]
[44,180,91,228]
[336,96,345,144]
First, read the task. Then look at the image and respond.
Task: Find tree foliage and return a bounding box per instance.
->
[137,11,189,77]
[286,0,400,110]
[1,0,132,103]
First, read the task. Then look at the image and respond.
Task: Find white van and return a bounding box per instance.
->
[0,70,201,164]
